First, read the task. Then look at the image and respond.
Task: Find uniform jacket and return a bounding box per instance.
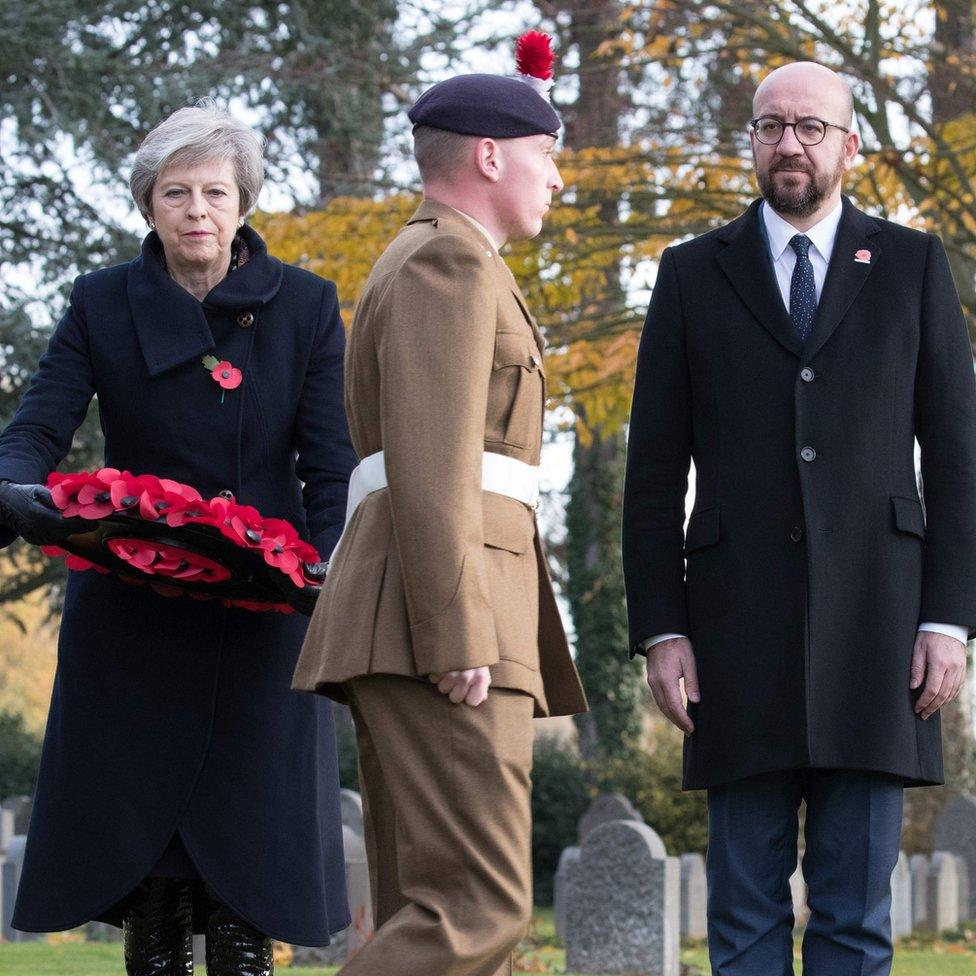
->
[293,200,587,718]
[623,197,976,790]
[0,225,356,943]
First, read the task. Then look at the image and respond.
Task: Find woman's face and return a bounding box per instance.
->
[149,157,241,271]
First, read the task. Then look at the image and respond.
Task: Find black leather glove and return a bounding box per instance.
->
[303,560,328,583]
[0,481,82,546]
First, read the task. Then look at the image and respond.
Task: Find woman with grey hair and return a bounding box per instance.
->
[0,100,355,974]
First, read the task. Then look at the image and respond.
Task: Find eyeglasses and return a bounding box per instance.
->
[750,116,851,146]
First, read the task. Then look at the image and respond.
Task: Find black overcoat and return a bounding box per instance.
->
[623,198,976,790]
[0,226,357,943]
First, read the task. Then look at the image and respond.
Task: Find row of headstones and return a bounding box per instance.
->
[553,793,976,976]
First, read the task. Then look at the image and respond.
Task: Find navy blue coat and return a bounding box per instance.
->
[623,198,976,790]
[0,226,356,943]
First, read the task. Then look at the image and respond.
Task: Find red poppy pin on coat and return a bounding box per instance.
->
[202,355,242,402]
[854,249,871,264]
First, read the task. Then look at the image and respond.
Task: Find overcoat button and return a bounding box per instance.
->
[237,311,254,328]
[800,367,815,382]
[790,526,804,542]
[218,489,235,501]
[800,446,817,462]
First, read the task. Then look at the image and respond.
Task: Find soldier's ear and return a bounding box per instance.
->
[475,138,502,183]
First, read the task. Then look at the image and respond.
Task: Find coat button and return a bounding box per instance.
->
[800,446,817,462]
[790,525,804,542]
[800,367,815,382]
[237,311,254,328]
[218,489,235,501]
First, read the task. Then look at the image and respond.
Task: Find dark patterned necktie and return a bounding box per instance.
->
[789,234,817,341]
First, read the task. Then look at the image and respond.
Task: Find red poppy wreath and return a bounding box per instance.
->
[39,468,324,615]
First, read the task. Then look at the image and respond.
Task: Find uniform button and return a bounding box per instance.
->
[218,489,235,501]
[800,367,815,382]
[801,446,817,462]
[790,525,804,542]
[237,311,254,328]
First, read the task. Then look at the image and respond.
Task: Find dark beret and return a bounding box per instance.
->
[408,74,560,138]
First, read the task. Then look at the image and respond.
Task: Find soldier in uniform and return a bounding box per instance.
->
[292,34,587,976]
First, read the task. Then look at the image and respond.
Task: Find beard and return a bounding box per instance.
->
[755,152,845,219]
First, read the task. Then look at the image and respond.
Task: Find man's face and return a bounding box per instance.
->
[751,79,856,219]
[494,134,563,241]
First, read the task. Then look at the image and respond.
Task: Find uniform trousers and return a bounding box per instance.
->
[706,768,904,976]
[341,674,536,976]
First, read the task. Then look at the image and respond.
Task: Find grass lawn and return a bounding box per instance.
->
[2,913,975,974]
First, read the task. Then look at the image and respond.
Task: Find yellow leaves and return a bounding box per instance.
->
[253,194,419,326]
[547,332,642,442]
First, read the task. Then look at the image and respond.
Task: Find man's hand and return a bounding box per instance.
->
[428,667,491,706]
[645,637,700,734]
[0,482,80,547]
[910,630,968,720]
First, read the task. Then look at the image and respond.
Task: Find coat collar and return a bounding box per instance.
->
[406,199,547,355]
[127,224,283,377]
[716,196,881,360]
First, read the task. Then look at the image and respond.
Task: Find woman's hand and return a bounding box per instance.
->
[0,482,82,546]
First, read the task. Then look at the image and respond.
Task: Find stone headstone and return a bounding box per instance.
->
[789,861,809,929]
[565,819,680,975]
[927,851,960,933]
[291,824,373,966]
[890,851,912,939]
[0,796,32,836]
[340,789,364,838]
[0,810,14,852]
[577,793,643,845]
[910,854,930,931]
[554,845,580,940]
[679,853,707,940]
[1,835,26,942]
[956,855,971,923]
[933,795,976,919]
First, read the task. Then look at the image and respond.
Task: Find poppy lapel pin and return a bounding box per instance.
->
[854,249,872,264]
[202,355,243,404]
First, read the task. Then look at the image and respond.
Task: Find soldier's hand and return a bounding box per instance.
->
[911,630,968,720]
[428,667,491,706]
[645,637,700,735]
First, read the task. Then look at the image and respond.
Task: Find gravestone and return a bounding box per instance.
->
[789,861,809,929]
[679,853,707,940]
[956,855,971,923]
[291,824,373,965]
[1,835,26,942]
[577,793,643,845]
[933,795,976,919]
[910,854,930,931]
[565,819,680,975]
[554,846,580,940]
[0,809,13,852]
[890,851,912,939]
[927,851,960,933]
[0,796,32,835]
[340,789,364,838]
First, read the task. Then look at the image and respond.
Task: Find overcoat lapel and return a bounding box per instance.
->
[803,197,882,360]
[715,201,804,358]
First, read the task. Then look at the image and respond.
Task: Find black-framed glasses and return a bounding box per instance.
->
[750,116,851,146]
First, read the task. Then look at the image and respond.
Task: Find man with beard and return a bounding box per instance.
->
[623,61,976,975]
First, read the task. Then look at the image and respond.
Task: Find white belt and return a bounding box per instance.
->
[331,450,540,566]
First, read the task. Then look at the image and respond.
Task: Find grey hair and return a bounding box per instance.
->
[413,125,479,183]
[129,97,265,219]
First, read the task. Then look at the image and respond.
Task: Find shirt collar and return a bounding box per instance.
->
[450,207,501,253]
[761,198,843,264]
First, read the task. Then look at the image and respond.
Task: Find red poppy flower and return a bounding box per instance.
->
[48,468,122,518]
[210,361,242,390]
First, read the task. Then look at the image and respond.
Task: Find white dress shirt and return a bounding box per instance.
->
[644,201,967,649]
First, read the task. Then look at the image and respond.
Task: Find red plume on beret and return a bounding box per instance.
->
[516,31,555,81]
